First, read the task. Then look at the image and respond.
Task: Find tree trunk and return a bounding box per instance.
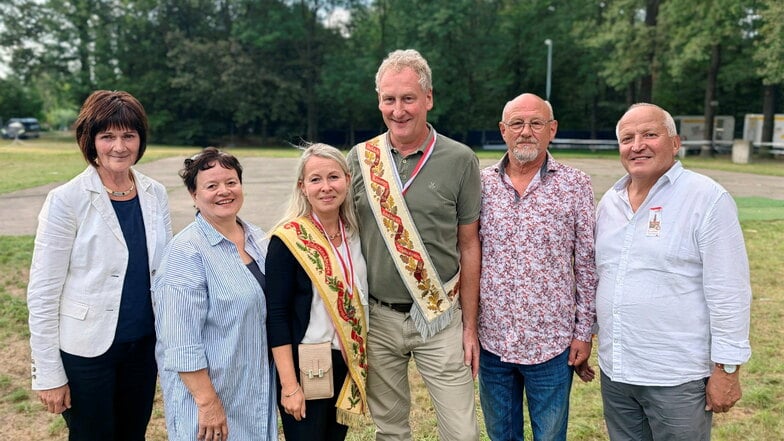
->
[701,43,721,158]
[762,84,777,143]
[626,82,635,107]
[639,0,659,103]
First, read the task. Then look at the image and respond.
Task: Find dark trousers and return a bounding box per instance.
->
[61,334,157,441]
[279,348,349,441]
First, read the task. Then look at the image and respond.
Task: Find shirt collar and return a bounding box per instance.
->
[388,123,434,156]
[195,213,257,246]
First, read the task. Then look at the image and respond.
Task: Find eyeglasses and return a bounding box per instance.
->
[502,119,553,133]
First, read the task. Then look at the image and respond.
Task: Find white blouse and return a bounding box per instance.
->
[301,233,369,349]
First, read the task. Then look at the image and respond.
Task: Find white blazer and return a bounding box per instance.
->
[27,166,172,390]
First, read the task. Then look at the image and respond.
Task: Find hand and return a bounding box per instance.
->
[568,338,592,368]
[574,361,596,382]
[462,326,480,379]
[280,384,306,421]
[705,368,742,413]
[197,397,229,441]
[37,385,71,414]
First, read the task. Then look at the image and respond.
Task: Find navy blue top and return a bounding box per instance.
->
[111,195,153,342]
[246,259,266,292]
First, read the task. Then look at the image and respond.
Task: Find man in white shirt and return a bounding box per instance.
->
[595,103,752,440]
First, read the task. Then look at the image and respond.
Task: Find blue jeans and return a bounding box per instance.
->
[479,347,573,441]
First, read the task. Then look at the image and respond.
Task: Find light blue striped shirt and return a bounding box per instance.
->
[153,213,277,440]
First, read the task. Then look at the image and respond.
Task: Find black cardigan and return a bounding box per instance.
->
[265,235,314,349]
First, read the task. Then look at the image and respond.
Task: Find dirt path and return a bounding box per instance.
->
[2,156,783,236]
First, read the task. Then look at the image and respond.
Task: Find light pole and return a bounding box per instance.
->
[544,39,552,101]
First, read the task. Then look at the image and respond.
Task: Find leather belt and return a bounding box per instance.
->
[370,295,412,313]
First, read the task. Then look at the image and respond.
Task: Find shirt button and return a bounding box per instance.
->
[402,159,407,164]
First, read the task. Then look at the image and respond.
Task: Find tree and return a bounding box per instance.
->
[580,0,662,106]
[754,0,784,144]
[0,76,43,121]
[660,0,756,156]
[317,3,381,147]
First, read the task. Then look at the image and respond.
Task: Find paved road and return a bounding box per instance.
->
[2,155,783,236]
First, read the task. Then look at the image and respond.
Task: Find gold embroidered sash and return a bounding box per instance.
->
[272,217,368,425]
[358,134,460,340]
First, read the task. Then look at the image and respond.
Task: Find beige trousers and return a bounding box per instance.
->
[366,301,479,441]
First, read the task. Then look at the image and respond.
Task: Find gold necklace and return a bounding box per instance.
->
[324,230,340,240]
[104,182,135,197]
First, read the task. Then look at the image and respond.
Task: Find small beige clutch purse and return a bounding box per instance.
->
[298,341,334,400]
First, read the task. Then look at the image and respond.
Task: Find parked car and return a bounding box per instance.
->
[2,118,41,139]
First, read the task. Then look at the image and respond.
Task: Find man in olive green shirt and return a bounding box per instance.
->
[346,49,481,441]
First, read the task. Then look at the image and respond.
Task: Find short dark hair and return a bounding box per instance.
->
[74,90,149,167]
[179,147,243,194]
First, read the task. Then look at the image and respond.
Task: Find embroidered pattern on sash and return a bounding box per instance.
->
[274,218,368,425]
[358,134,459,339]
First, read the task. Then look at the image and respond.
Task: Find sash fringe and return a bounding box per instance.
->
[336,407,369,427]
[411,304,454,341]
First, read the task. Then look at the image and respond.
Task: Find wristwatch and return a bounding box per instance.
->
[716,363,738,374]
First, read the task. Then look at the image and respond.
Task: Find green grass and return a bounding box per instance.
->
[2,142,783,440]
[736,197,784,221]
[0,136,311,194]
[2,221,782,440]
[0,236,34,338]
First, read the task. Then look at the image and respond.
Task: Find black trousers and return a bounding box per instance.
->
[279,348,350,441]
[60,334,157,441]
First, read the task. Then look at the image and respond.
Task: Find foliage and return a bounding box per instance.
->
[0,0,782,147]
[754,0,784,85]
[0,77,44,121]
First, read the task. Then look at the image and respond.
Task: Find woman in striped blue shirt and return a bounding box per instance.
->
[153,148,277,441]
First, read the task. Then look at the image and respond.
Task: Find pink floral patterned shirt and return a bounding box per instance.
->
[479,153,597,364]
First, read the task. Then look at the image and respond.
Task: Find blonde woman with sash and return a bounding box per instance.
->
[266,143,369,440]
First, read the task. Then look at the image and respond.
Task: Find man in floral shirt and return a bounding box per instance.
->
[478,93,598,441]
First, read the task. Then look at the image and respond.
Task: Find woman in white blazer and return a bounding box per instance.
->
[27,90,172,441]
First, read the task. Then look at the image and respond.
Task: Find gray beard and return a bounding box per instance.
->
[512,146,539,163]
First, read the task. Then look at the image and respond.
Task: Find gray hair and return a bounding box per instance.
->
[270,143,359,236]
[616,103,678,139]
[375,49,432,93]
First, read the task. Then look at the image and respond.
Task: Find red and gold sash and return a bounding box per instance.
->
[272,216,368,425]
[358,133,459,340]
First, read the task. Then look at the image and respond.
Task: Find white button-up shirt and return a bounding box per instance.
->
[595,161,751,386]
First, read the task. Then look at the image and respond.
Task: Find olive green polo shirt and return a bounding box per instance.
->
[347,128,481,304]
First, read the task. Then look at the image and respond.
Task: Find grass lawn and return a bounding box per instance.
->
[3,134,784,195]
[1,135,782,439]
